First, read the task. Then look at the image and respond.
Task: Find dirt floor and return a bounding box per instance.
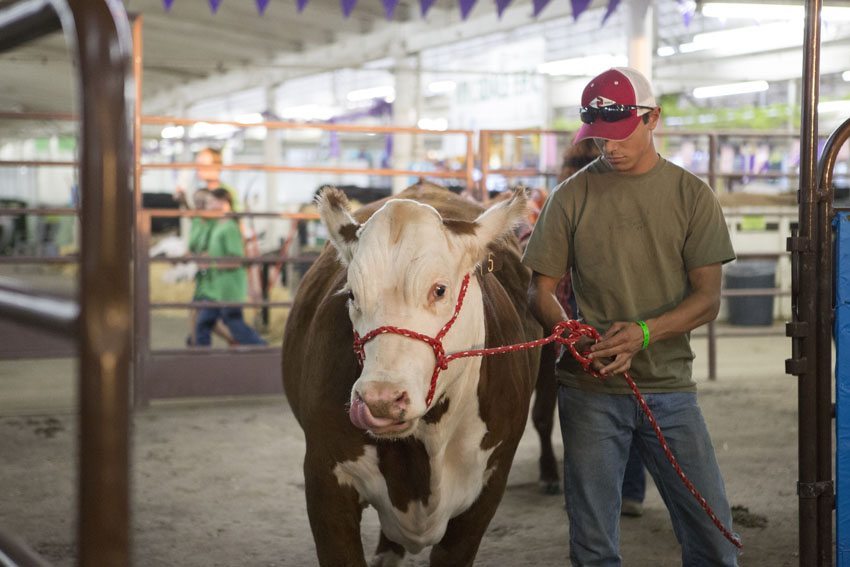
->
[0,328,798,567]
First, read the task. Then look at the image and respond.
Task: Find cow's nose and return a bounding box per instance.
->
[358,382,410,421]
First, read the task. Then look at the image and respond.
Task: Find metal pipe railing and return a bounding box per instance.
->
[0,1,134,566]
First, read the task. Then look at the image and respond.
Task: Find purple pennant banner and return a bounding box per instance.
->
[601,0,620,23]
[341,0,357,17]
[459,0,477,19]
[163,0,175,10]
[209,0,222,13]
[677,0,695,27]
[256,0,270,14]
[382,0,400,19]
[419,0,436,17]
[495,0,511,17]
[296,0,308,11]
[532,0,550,16]
[570,0,591,20]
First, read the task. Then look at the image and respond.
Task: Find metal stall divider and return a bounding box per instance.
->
[130,17,477,405]
[0,0,133,566]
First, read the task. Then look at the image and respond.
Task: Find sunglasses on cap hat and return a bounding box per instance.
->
[579,104,655,124]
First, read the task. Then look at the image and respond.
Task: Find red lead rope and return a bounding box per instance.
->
[352,272,742,550]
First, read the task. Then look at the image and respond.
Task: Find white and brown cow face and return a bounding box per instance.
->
[317,187,527,439]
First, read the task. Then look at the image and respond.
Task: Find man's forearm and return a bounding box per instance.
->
[647,287,720,343]
[528,283,570,333]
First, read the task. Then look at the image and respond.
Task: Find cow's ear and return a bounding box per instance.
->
[316,187,360,265]
[470,187,528,252]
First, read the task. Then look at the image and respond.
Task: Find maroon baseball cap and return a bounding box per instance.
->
[574,67,657,142]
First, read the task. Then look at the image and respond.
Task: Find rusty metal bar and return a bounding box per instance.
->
[69,0,133,564]
[151,300,292,309]
[465,133,475,199]
[0,278,77,335]
[0,160,77,167]
[140,161,467,179]
[0,207,77,215]
[148,255,303,265]
[0,0,60,52]
[795,0,824,563]
[142,209,318,220]
[0,111,76,121]
[141,114,472,135]
[0,256,78,264]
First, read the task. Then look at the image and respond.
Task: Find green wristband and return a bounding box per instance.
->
[637,320,650,350]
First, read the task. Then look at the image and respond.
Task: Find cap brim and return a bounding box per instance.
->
[574,114,641,143]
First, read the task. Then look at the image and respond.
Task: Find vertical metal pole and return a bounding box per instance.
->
[69,0,133,564]
[479,131,489,203]
[707,133,718,380]
[797,0,823,564]
[132,14,148,408]
[465,133,475,200]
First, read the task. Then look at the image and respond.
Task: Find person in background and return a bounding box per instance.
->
[194,188,266,346]
[524,67,738,565]
[183,187,235,347]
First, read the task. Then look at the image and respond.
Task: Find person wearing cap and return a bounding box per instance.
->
[523,67,738,565]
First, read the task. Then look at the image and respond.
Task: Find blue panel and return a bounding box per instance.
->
[837,214,850,563]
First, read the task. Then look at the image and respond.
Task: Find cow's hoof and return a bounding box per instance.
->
[539,479,562,495]
[369,550,404,567]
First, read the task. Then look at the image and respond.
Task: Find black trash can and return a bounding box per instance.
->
[725,260,776,326]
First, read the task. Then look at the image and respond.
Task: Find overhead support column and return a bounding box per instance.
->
[391,51,421,195]
[625,0,654,80]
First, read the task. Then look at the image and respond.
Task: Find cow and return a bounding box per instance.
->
[282,183,542,566]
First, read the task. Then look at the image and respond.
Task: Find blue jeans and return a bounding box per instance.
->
[558,386,739,567]
[622,441,645,503]
[195,306,266,346]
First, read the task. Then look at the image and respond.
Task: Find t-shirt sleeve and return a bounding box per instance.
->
[683,183,736,271]
[521,184,571,278]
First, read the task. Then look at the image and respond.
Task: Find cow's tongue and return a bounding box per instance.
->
[349,397,398,431]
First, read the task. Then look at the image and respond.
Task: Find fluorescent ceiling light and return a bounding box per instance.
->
[656,46,676,57]
[189,122,237,138]
[537,54,628,77]
[278,104,339,121]
[679,21,802,54]
[427,80,457,95]
[702,2,850,21]
[346,86,395,102]
[417,117,449,131]
[692,80,769,98]
[161,125,184,139]
[843,71,850,82]
[235,112,264,124]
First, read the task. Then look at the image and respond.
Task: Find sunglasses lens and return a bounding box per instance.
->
[579,107,596,124]
[599,106,633,122]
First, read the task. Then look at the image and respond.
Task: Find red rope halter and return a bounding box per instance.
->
[351,271,742,550]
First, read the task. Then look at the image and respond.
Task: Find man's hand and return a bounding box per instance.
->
[588,321,645,376]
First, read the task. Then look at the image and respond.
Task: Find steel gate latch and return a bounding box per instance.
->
[797,480,834,499]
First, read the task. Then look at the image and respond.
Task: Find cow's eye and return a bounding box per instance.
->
[348,290,355,302]
[432,284,447,300]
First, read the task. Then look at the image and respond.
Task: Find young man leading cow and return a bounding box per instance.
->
[524,67,740,565]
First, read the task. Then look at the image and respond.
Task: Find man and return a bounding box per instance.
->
[523,67,739,565]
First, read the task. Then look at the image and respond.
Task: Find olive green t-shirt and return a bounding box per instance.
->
[522,157,735,394]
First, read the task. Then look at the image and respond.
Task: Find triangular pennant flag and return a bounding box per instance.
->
[209,0,222,13]
[420,0,436,17]
[163,0,175,11]
[296,0,308,11]
[341,0,357,17]
[495,0,511,18]
[459,0,477,19]
[677,0,695,27]
[532,0,550,17]
[382,0,400,19]
[601,0,620,23]
[570,0,591,20]
[256,0,270,14]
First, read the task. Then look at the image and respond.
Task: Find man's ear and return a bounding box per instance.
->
[315,187,360,266]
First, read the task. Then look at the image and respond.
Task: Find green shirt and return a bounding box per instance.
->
[197,219,248,302]
[522,157,736,393]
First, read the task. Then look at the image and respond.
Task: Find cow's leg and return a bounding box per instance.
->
[428,458,513,567]
[532,343,560,494]
[369,532,406,567]
[303,454,368,567]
